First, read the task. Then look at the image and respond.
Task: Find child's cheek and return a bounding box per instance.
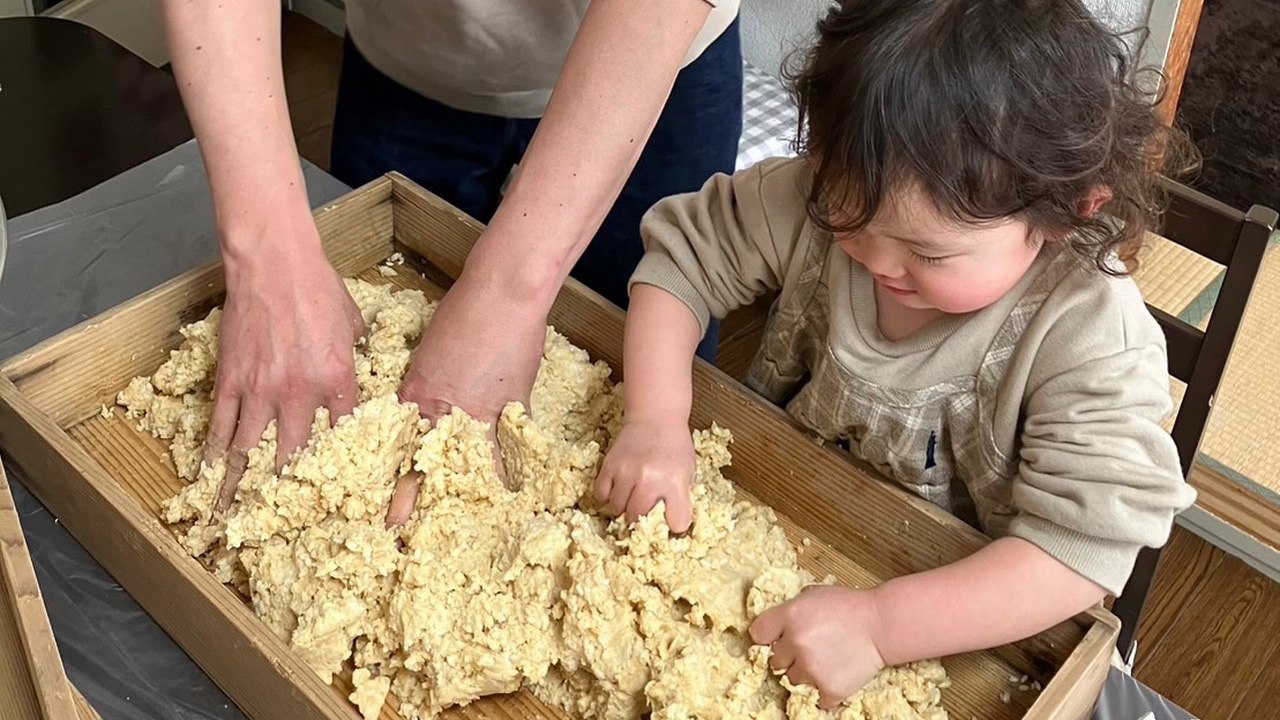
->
[925,267,1013,314]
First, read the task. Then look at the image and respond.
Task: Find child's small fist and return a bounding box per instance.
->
[594,418,695,532]
[750,585,887,709]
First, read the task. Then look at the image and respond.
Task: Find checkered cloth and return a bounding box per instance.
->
[737,60,800,171]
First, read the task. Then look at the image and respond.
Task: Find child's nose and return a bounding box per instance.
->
[858,239,906,279]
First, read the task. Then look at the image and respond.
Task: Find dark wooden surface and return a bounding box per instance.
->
[0,17,192,217]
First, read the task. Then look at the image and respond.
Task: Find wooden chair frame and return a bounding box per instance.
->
[1112,178,1277,660]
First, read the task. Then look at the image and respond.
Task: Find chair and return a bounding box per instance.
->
[1111,178,1277,663]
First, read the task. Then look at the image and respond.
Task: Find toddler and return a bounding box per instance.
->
[595,0,1198,708]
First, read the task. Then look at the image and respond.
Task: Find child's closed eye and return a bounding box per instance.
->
[911,251,952,266]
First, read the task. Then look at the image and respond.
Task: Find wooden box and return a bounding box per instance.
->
[1,463,100,720]
[0,174,1118,720]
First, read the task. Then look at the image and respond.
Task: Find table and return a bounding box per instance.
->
[0,17,192,217]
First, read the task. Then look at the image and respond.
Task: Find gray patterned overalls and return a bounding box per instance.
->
[744,234,1078,537]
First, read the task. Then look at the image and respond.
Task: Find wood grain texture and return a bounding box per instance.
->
[1132,526,1224,674]
[1157,0,1205,125]
[0,560,42,720]
[73,687,102,720]
[1227,640,1280,720]
[0,464,78,720]
[1136,549,1280,720]
[1188,461,1280,552]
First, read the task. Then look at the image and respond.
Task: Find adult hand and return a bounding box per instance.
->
[384,269,548,526]
[206,235,366,510]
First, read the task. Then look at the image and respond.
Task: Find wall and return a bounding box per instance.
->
[739,0,1169,77]
[1176,0,1279,211]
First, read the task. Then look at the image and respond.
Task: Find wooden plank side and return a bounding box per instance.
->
[1155,0,1204,127]
[0,565,42,720]
[0,463,78,720]
[0,379,361,720]
[1023,614,1118,720]
[1189,462,1280,553]
[0,176,396,431]
[73,687,102,720]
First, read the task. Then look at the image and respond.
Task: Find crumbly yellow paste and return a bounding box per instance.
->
[118,278,949,720]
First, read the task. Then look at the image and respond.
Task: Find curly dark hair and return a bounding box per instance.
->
[784,0,1199,274]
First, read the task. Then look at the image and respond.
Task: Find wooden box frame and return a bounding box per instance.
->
[1,463,100,720]
[0,174,1118,720]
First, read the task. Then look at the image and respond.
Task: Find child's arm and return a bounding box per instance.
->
[870,536,1105,662]
[594,284,703,531]
[595,159,812,529]
[751,538,1104,709]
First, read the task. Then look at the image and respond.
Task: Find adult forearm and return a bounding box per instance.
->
[162,0,316,268]
[468,0,715,306]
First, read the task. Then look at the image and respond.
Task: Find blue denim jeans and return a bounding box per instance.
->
[330,20,743,361]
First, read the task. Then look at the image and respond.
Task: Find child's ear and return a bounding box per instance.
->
[1077,185,1113,218]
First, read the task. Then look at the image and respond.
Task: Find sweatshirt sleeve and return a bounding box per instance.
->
[628,158,811,335]
[1010,307,1197,596]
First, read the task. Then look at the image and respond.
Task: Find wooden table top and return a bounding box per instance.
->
[0,17,192,217]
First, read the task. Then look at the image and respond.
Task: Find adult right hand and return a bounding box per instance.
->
[205,227,366,511]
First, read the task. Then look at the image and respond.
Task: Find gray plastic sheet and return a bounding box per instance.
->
[1093,670,1198,720]
[0,139,1197,720]
[0,138,347,719]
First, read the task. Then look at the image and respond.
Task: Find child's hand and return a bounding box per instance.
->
[750,585,887,709]
[594,418,695,532]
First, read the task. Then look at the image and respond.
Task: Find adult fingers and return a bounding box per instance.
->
[275,399,316,472]
[203,391,240,468]
[385,471,421,528]
[217,400,273,512]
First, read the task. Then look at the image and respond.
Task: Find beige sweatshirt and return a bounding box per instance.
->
[630,157,1197,595]
[344,0,740,119]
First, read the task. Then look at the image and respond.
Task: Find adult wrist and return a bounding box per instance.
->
[460,233,567,313]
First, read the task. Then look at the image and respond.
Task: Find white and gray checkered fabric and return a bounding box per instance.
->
[736,60,800,171]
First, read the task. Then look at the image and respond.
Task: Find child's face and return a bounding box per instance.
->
[835,185,1043,315]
